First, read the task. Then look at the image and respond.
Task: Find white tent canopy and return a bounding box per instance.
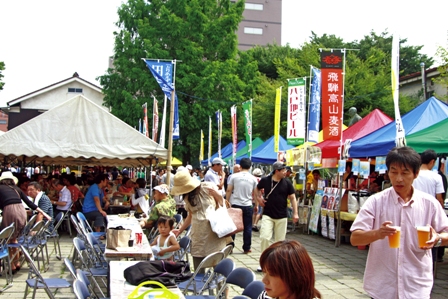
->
[0,95,167,166]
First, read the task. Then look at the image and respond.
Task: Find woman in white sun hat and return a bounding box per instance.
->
[171,171,226,272]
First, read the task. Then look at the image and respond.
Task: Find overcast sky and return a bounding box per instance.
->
[1,0,447,106]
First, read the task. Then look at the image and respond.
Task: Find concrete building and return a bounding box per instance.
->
[400,66,448,101]
[4,72,105,131]
[235,0,282,50]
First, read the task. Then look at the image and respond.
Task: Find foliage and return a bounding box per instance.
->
[0,61,5,91]
[433,46,448,101]
[98,0,259,165]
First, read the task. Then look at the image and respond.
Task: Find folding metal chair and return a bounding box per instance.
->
[0,223,15,292]
[221,244,233,258]
[21,245,71,299]
[214,267,256,299]
[240,281,265,299]
[61,203,74,236]
[77,212,105,239]
[72,237,107,298]
[174,214,183,229]
[73,279,90,299]
[178,251,224,295]
[173,236,191,263]
[8,221,45,271]
[46,211,65,260]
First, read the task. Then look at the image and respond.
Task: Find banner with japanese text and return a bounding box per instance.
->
[274,87,282,152]
[287,78,306,145]
[231,106,237,164]
[215,110,222,158]
[199,129,204,162]
[208,117,212,166]
[321,50,344,141]
[391,35,406,147]
[142,103,149,137]
[143,60,180,140]
[152,98,158,141]
[308,68,321,143]
[242,100,252,158]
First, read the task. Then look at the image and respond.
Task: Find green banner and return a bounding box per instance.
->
[242,100,252,158]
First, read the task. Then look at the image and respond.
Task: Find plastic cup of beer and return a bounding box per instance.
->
[417,226,430,247]
[388,226,401,248]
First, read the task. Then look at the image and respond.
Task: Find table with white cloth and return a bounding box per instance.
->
[108,260,186,299]
[105,215,153,260]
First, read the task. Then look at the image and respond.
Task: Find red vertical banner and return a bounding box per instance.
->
[231,105,237,165]
[152,98,159,141]
[321,51,343,141]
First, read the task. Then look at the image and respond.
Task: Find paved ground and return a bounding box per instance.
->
[3,226,448,298]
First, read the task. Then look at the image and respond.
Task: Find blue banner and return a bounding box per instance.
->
[308,67,321,143]
[144,60,180,140]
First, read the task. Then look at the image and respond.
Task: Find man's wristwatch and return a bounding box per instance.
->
[435,235,443,247]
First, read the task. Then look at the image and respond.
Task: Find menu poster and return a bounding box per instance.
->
[328,216,335,240]
[308,191,323,234]
[360,161,370,178]
[352,159,360,175]
[321,213,328,238]
[338,160,346,175]
[375,156,387,174]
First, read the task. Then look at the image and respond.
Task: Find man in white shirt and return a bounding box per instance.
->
[226,158,257,253]
[413,149,444,206]
[204,158,226,196]
[51,179,73,214]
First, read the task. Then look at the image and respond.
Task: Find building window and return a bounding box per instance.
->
[68,88,83,93]
[245,3,263,10]
[244,27,263,35]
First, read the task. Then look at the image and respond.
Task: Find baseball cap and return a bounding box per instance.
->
[186,165,193,171]
[272,161,286,171]
[212,158,227,165]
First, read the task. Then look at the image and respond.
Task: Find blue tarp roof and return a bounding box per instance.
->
[349,97,448,157]
[201,140,246,165]
[237,135,295,164]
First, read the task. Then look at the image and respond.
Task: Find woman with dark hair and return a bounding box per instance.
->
[0,171,52,273]
[258,240,321,299]
[171,171,226,271]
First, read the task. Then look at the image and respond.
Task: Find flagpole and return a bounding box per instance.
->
[166,59,177,187]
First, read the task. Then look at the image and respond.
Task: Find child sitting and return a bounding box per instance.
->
[150,215,180,261]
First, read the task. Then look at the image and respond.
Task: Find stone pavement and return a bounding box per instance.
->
[3,227,448,298]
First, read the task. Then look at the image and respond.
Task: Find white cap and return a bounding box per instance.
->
[186,165,193,171]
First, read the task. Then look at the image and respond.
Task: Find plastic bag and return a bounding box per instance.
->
[205,204,237,238]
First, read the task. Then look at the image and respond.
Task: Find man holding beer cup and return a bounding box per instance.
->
[350,146,448,299]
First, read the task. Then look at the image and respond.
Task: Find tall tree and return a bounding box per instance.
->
[433,46,448,101]
[0,61,5,91]
[98,0,260,165]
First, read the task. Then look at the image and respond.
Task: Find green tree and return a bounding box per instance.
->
[98,0,260,165]
[0,61,5,91]
[433,46,448,101]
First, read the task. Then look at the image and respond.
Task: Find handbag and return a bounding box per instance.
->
[127,281,180,299]
[106,226,132,249]
[206,196,243,238]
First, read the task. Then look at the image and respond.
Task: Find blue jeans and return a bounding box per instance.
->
[231,205,253,251]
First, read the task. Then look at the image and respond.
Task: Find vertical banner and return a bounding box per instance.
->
[287,78,306,145]
[231,106,237,164]
[208,116,212,166]
[321,50,343,141]
[215,111,222,158]
[138,118,142,134]
[274,87,282,152]
[308,67,321,143]
[143,60,180,140]
[242,100,253,158]
[199,129,204,162]
[152,97,159,141]
[142,103,149,137]
[391,35,406,147]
